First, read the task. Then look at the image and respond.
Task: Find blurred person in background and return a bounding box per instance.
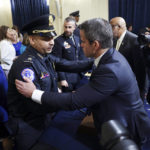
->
[110,17,147,101]
[69,10,80,37]
[10,29,26,56]
[0,65,13,150]
[12,25,23,42]
[0,26,16,78]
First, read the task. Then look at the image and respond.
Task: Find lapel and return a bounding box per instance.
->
[98,48,114,66]
[118,32,128,52]
[46,55,58,92]
[73,35,79,48]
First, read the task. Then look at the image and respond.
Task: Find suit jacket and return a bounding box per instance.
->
[117,31,138,61]
[114,31,147,100]
[52,33,86,90]
[42,48,150,145]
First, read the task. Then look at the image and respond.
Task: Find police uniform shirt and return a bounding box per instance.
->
[8,46,58,119]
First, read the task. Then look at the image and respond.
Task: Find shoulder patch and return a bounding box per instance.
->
[21,68,35,81]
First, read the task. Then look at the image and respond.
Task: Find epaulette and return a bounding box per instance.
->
[23,55,35,63]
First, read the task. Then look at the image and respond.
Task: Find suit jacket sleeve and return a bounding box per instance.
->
[51,54,93,73]
[41,66,118,110]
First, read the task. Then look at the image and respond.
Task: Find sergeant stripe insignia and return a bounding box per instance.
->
[21,68,35,81]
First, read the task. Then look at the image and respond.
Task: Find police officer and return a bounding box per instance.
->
[52,16,86,92]
[69,10,80,37]
[7,14,92,150]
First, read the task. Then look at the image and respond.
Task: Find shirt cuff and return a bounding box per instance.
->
[31,89,44,104]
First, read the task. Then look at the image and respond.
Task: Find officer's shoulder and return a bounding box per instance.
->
[55,34,64,41]
[15,53,36,65]
[23,55,36,64]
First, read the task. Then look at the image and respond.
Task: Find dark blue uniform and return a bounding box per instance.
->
[7,46,92,150]
[52,33,86,92]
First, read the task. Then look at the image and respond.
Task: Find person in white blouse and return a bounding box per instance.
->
[0,26,16,77]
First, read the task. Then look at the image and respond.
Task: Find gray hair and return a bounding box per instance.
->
[79,18,113,48]
[64,16,76,24]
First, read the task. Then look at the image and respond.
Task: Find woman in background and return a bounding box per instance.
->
[12,25,23,42]
[0,26,16,78]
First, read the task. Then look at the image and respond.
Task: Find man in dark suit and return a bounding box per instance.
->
[7,14,92,150]
[16,18,150,150]
[110,17,148,100]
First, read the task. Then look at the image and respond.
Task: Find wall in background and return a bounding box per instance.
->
[0,0,108,32]
[49,0,108,35]
[0,0,13,27]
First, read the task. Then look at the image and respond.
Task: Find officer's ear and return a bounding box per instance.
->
[28,35,36,45]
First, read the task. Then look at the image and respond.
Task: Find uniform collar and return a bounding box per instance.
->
[29,46,48,61]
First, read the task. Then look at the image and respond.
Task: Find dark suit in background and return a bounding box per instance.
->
[116,31,148,100]
[110,16,148,100]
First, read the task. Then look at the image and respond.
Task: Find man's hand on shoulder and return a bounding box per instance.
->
[15,77,36,98]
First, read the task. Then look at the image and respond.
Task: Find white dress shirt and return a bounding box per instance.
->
[115,30,126,51]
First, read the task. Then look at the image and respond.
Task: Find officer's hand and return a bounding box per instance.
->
[15,77,36,98]
[60,80,69,87]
